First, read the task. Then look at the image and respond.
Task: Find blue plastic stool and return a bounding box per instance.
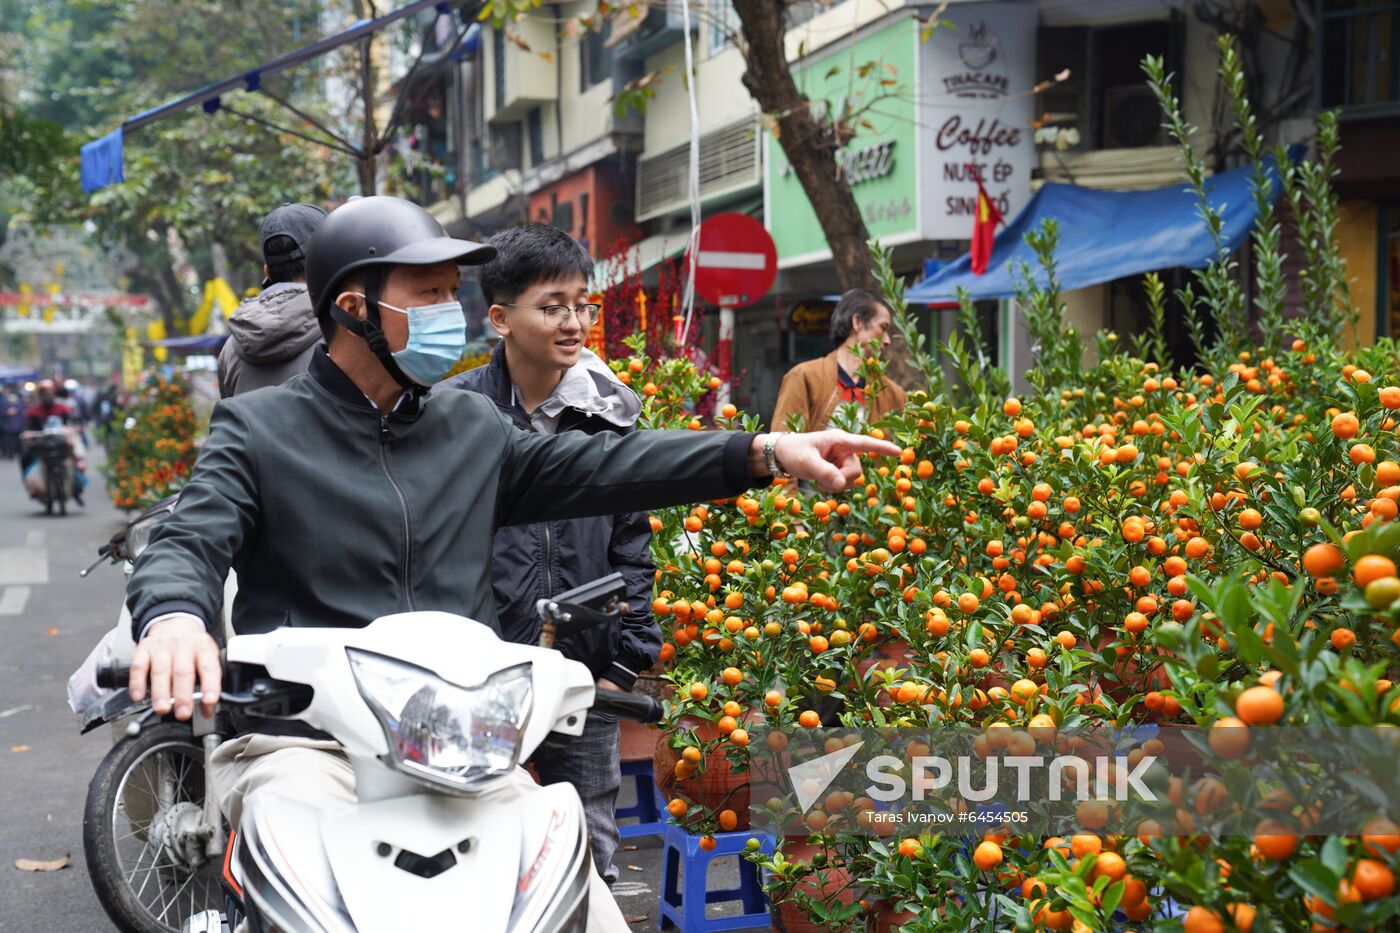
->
[657,824,774,931]
[616,758,665,840]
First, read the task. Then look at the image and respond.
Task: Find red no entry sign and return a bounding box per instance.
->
[689,213,778,308]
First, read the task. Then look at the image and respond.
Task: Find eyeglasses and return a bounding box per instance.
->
[501,302,602,328]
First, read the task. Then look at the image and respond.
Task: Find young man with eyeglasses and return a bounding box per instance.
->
[439,223,645,885]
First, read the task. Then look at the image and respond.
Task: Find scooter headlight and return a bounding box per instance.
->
[348,649,533,792]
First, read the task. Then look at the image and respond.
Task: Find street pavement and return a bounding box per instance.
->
[0,446,760,932]
[0,450,128,931]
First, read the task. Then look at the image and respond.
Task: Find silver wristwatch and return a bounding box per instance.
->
[763,433,791,479]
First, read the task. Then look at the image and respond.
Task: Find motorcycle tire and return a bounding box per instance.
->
[84,722,226,933]
[47,463,66,515]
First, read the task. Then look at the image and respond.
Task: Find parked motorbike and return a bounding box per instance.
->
[81,569,657,933]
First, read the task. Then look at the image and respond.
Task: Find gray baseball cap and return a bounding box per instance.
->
[259,203,327,264]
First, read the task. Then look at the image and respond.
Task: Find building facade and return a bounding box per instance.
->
[412,0,1397,419]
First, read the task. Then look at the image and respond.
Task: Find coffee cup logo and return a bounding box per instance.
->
[958,22,997,71]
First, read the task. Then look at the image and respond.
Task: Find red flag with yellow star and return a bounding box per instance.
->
[969,166,1003,276]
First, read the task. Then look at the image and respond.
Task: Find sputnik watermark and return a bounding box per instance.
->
[865,753,1159,803]
[747,724,1400,836]
[789,740,865,813]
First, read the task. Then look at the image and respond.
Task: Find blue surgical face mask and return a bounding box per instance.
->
[356,294,467,386]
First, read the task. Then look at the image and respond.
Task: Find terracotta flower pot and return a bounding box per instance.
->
[867,901,918,933]
[654,717,751,825]
[619,717,661,763]
[769,838,858,933]
[876,638,916,663]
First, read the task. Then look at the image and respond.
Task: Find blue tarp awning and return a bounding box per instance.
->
[905,157,1284,304]
[147,334,228,352]
[80,0,452,192]
[0,365,40,384]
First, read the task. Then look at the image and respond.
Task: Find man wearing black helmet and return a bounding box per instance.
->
[121,196,897,902]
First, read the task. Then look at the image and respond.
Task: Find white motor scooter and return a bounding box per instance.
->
[91,574,660,933]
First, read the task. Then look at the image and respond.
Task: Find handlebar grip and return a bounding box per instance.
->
[593,688,663,724]
[96,658,132,690]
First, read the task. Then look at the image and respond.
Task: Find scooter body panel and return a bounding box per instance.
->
[237,775,593,933]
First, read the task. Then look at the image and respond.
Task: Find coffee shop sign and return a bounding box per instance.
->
[918,4,1035,240]
[779,138,896,187]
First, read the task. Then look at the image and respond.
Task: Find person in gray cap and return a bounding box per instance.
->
[217,203,327,398]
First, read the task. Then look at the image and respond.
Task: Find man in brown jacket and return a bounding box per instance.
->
[771,288,907,431]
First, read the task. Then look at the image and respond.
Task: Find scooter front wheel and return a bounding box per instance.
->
[84,722,225,933]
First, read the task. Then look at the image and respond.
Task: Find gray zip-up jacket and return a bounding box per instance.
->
[128,347,758,644]
[217,283,319,398]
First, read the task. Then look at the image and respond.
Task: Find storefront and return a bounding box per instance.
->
[749,2,1037,414]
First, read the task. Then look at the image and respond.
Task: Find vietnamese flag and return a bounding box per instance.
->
[969,166,1003,276]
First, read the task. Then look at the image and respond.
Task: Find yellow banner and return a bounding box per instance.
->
[122,327,144,389]
[146,320,168,363]
[186,277,241,335]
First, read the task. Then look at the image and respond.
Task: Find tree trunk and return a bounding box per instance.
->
[358,38,378,195]
[354,0,379,195]
[210,242,235,292]
[731,1,877,292]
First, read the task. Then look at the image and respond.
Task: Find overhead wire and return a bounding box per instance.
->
[677,0,703,348]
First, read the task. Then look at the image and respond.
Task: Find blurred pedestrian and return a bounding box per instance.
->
[95,382,119,443]
[1,384,23,460]
[58,380,90,446]
[771,288,907,432]
[218,203,327,398]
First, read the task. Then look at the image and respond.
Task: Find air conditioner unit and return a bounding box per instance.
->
[1101,85,1166,150]
[636,119,760,220]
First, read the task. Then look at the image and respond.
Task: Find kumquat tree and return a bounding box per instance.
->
[625,38,1400,933]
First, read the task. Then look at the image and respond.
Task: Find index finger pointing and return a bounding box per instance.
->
[849,436,901,457]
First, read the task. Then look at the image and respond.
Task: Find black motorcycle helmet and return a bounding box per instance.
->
[305,196,496,391]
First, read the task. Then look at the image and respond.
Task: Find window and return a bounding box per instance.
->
[786,0,851,31]
[527,107,544,166]
[709,0,738,54]
[1320,1,1400,112]
[1036,20,1181,151]
[581,25,612,90]
[489,121,523,171]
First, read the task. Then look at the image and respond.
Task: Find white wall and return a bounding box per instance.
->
[641,0,918,158]
[642,41,751,155]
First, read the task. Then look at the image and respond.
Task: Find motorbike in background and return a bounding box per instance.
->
[21,415,85,515]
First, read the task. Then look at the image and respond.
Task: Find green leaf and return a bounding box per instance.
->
[1320,835,1349,875]
[1288,861,1342,905]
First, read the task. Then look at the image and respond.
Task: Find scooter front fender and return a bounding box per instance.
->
[237,774,616,933]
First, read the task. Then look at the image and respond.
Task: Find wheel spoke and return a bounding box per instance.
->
[106,740,209,931]
[155,864,199,923]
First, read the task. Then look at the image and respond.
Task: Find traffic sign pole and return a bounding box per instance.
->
[716,307,735,408]
[687,213,778,412]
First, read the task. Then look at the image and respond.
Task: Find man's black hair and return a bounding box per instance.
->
[478,223,592,306]
[830,288,890,349]
[264,234,307,284]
